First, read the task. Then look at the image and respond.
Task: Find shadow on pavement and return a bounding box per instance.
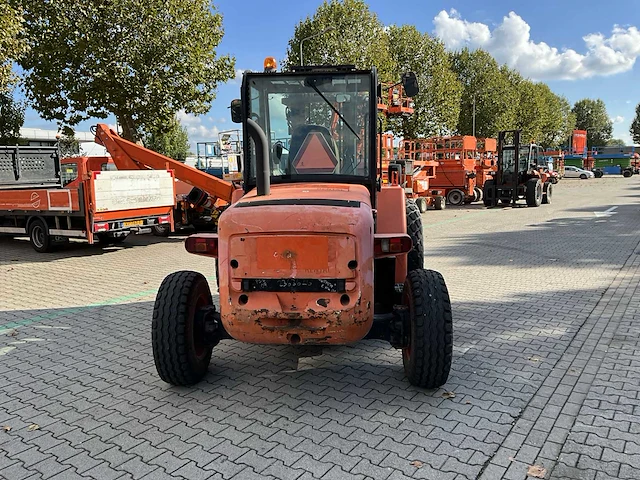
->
[0,234,186,266]
[425,203,640,269]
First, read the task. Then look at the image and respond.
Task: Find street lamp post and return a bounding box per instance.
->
[472,94,476,138]
[299,26,336,66]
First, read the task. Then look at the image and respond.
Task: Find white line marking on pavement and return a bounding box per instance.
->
[594,206,618,217]
[0,346,16,356]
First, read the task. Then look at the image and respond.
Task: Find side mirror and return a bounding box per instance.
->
[230,99,242,124]
[401,72,419,97]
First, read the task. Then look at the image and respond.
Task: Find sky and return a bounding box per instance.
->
[21,0,640,149]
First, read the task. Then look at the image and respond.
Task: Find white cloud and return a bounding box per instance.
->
[611,115,625,123]
[433,9,640,80]
[176,109,220,143]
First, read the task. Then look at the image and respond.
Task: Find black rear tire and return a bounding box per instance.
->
[623,169,632,178]
[483,180,495,207]
[526,178,542,207]
[28,219,52,253]
[406,199,424,271]
[152,271,214,386]
[542,182,553,204]
[152,224,171,237]
[402,269,453,389]
[446,189,464,206]
[434,196,445,211]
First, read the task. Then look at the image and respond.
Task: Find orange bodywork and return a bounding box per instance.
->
[404,136,479,200]
[93,124,237,205]
[216,183,378,345]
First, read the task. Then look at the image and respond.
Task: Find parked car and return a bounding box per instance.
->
[564,166,595,179]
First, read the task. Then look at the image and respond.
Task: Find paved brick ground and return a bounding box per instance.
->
[1,176,639,479]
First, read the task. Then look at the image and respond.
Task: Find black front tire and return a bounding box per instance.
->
[406,199,424,271]
[416,197,428,213]
[542,182,553,204]
[526,178,542,207]
[402,269,453,389]
[152,271,214,386]
[28,219,52,253]
[623,169,632,178]
[434,196,445,211]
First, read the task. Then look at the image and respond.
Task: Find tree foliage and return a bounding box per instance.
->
[631,103,640,145]
[606,138,626,147]
[571,99,613,148]
[0,88,25,145]
[0,1,27,91]
[14,0,235,141]
[387,25,461,138]
[144,116,190,162]
[450,49,519,138]
[284,0,394,81]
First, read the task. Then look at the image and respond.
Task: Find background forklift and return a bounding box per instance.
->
[151,58,453,389]
[483,130,553,207]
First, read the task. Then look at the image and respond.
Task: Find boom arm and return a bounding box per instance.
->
[94,123,235,203]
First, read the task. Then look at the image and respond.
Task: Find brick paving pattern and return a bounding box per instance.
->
[0,176,638,479]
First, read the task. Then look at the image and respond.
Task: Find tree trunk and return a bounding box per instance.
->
[116,114,141,144]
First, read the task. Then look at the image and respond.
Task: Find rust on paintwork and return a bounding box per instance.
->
[212,182,402,346]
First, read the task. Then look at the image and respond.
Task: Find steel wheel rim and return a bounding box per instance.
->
[32,225,44,248]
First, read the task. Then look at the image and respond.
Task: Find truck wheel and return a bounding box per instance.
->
[402,269,453,389]
[526,178,542,207]
[152,271,214,386]
[483,180,495,207]
[446,189,464,206]
[542,182,553,204]
[406,199,424,271]
[434,196,445,211]
[623,169,632,178]
[416,197,428,213]
[594,170,603,178]
[474,186,483,203]
[28,219,52,253]
[152,224,171,237]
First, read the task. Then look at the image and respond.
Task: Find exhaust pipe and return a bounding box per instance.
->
[246,118,270,196]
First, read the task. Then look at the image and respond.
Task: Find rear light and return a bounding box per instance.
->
[157,215,171,224]
[93,222,110,232]
[185,235,218,257]
[374,235,412,258]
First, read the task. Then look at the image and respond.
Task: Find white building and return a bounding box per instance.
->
[19,127,108,156]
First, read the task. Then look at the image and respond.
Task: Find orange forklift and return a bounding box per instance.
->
[483,130,554,207]
[151,58,453,389]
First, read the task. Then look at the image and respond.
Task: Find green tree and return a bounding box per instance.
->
[606,138,626,147]
[0,88,25,145]
[536,87,575,148]
[386,25,461,138]
[571,99,613,148]
[0,1,27,90]
[14,0,235,142]
[284,0,394,81]
[450,49,519,138]
[631,103,640,145]
[144,116,190,162]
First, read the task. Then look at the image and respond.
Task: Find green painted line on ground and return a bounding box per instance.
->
[1,275,216,330]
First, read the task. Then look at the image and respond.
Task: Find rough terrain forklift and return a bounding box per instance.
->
[483,130,553,207]
[152,59,453,389]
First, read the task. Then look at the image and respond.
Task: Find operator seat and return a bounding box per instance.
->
[288,124,340,172]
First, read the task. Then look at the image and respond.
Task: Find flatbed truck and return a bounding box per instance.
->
[0,146,176,252]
